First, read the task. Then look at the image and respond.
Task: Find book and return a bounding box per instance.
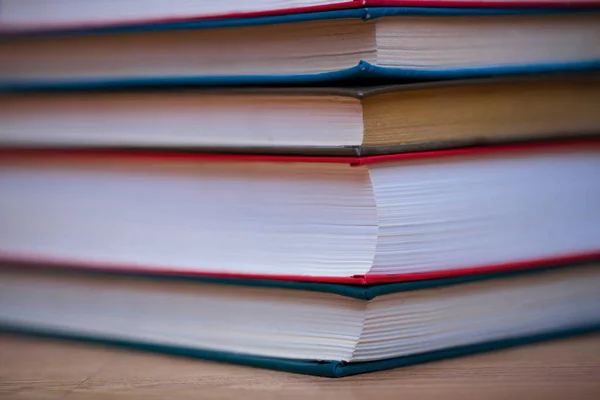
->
[2,73,599,155]
[0,140,599,284]
[2,1,599,32]
[1,8,600,89]
[1,262,598,377]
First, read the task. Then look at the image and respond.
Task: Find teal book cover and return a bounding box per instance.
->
[1,262,599,377]
[1,7,599,90]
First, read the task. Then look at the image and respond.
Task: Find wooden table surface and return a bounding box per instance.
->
[1,333,599,400]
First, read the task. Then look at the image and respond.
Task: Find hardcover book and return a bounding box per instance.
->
[0,140,599,284]
[2,1,599,31]
[1,73,599,155]
[1,8,600,89]
[1,262,599,377]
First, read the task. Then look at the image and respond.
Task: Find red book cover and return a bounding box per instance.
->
[1,137,597,166]
[3,251,600,285]
[1,138,599,285]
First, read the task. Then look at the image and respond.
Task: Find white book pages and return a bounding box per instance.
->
[0,0,349,29]
[0,265,598,362]
[1,13,599,82]
[0,148,599,278]
[0,93,364,148]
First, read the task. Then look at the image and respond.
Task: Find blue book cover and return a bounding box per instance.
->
[1,262,599,377]
[0,7,599,90]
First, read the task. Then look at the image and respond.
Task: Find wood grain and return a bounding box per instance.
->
[1,333,599,400]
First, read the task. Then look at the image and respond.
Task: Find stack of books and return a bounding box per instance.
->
[0,1,599,378]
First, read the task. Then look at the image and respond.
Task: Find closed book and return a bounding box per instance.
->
[1,262,599,376]
[2,1,598,32]
[2,74,599,155]
[1,140,599,284]
[2,8,600,89]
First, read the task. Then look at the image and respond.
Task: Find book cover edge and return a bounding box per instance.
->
[1,324,598,377]
[2,250,599,289]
